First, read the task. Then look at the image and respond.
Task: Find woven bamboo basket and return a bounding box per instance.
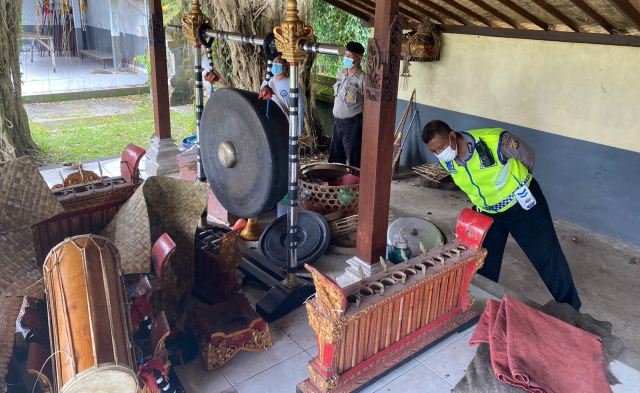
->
[299,163,360,216]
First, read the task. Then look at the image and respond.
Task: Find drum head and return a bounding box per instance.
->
[200,88,289,218]
[60,366,138,393]
[259,210,330,268]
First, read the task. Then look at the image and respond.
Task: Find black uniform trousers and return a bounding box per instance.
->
[329,113,363,169]
[477,178,582,310]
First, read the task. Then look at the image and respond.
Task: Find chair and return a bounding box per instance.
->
[121,143,146,185]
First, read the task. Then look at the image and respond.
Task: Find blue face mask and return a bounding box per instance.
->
[271,63,283,76]
[343,56,354,69]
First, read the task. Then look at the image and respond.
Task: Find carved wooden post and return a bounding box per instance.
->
[355,0,403,264]
[146,0,180,175]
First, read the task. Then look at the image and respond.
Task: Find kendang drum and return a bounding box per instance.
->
[43,235,138,393]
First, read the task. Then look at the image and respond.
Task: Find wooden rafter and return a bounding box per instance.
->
[324,0,373,21]
[495,0,549,30]
[566,0,614,33]
[349,0,377,14]
[440,24,640,46]
[440,0,493,26]
[609,0,640,30]
[401,0,445,23]
[466,0,519,28]
[419,0,469,25]
[530,0,580,31]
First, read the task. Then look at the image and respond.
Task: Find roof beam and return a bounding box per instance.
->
[419,0,470,25]
[399,0,445,24]
[323,0,373,21]
[439,0,493,26]
[566,0,614,33]
[348,0,377,14]
[466,0,519,29]
[530,0,580,32]
[494,0,549,30]
[609,0,640,30]
[440,25,640,47]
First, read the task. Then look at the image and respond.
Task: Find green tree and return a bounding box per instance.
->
[310,0,371,76]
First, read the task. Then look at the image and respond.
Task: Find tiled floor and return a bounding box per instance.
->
[20,54,147,96]
[173,286,640,393]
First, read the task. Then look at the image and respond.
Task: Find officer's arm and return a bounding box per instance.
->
[499,132,536,172]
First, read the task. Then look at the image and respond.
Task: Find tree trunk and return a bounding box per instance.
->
[0,0,38,160]
[205,0,325,153]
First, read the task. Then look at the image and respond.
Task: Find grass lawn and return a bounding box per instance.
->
[30,95,195,165]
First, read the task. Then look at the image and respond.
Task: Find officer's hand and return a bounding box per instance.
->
[259,87,274,100]
[204,71,220,83]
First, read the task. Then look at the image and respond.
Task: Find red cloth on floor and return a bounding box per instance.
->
[469,295,611,393]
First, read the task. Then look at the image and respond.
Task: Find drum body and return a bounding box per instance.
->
[43,235,138,393]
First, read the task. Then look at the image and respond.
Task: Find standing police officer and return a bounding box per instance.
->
[329,41,365,168]
[422,120,581,310]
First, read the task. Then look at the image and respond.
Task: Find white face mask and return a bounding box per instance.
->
[435,134,457,162]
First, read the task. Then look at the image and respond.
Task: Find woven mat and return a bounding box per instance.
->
[0,157,64,232]
[0,228,44,298]
[102,176,209,298]
[0,157,62,298]
[0,297,24,392]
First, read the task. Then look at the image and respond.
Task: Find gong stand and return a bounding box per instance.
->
[182,0,343,321]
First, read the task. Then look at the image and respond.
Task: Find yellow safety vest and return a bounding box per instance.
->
[440,128,531,213]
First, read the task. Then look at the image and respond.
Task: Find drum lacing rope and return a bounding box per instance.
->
[30,350,76,393]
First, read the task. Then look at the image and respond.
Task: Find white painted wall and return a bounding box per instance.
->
[86,0,112,29]
[110,0,147,37]
[21,0,37,25]
[398,34,640,153]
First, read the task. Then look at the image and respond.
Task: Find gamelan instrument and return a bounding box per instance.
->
[298,208,493,393]
[43,235,138,393]
[182,0,344,320]
[200,88,289,218]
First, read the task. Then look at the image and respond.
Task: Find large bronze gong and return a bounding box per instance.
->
[200,88,288,217]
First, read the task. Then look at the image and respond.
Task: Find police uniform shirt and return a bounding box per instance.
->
[456,131,535,171]
[261,78,304,132]
[332,69,364,119]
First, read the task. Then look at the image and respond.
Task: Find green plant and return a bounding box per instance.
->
[133,49,151,76]
[310,0,371,76]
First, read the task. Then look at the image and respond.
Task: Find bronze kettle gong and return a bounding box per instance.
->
[200,88,289,217]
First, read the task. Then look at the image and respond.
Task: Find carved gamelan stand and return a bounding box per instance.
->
[298,209,493,392]
[182,0,345,322]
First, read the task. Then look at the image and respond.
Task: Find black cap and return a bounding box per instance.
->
[345,41,365,55]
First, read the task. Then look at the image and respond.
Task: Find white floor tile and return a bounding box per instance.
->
[611,360,640,393]
[306,345,318,358]
[420,332,477,386]
[272,305,317,350]
[234,351,311,393]
[174,360,233,393]
[219,327,304,385]
[358,359,421,393]
[413,329,471,364]
[373,363,453,393]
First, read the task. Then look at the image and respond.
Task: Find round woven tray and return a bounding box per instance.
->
[299,163,360,216]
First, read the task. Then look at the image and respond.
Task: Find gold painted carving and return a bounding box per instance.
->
[182,0,211,46]
[204,341,238,369]
[245,327,273,350]
[307,363,339,392]
[273,0,313,63]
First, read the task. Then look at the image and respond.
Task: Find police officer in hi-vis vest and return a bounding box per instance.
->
[422,120,581,310]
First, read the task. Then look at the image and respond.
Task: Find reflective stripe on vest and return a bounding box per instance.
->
[440,128,530,213]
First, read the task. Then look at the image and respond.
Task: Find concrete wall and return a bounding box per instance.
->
[21,0,147,64]
[397,33,640,246]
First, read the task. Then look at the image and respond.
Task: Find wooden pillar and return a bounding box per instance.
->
[355,0,402,263]
[148,0,171,139]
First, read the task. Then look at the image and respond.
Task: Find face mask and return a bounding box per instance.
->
[435,134,457,162]
[271,63,283,76]
[343,56,354,69]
